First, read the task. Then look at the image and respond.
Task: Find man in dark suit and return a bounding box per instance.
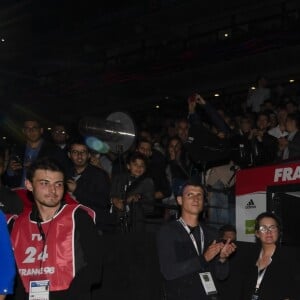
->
[280,112,300,160]
[156,178,236,300]
[65,137,113,234]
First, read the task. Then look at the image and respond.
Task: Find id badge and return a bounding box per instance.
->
[251,294,259,300]
[29,280,50,300]
[199,272,218,295]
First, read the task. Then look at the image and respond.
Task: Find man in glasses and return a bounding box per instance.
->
[66,137,113,234]
[50,123,72,172]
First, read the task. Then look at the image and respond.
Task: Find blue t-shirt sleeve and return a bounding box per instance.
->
[0,210,16,294]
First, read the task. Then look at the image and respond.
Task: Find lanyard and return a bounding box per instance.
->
[178,217,204,255]
[255,251,272,290]
[255,267,267,290]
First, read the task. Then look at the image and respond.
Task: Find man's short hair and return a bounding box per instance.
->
[177,177,206,197]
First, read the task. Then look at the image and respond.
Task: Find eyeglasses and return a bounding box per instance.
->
[258,225,278,233]
[53,130,66,135]
[70,150,88,156]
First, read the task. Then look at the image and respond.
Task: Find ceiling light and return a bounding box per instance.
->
[155,105,160,109]
[214,93,220,97]
[251,86,256,90]
[289,79,295,83]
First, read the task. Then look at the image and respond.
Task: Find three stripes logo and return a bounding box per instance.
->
[245,199,256,209]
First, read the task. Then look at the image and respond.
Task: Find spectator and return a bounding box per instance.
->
[218,224,237,242]
[250,112,278,166]
[163,136,190,220]
[280,112,300,160]
[110,152,155,232]
[247,76,271,113]
[0,149,23,216]
[49,123,72,172]
[66,137,112,234]
[136,138,171,216]
[268,104,288,139]
[4,117,57,188]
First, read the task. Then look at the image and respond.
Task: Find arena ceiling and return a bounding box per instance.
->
[0,0,300,128]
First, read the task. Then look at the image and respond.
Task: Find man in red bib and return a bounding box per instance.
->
[10,157,102,300]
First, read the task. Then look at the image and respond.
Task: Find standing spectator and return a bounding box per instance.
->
[230,115,254,168]
[66,137,112,233]
[247,76,271,113]
[285,99,298,114]
[218,224,237,242]
[0,210,16,299]
[0,149,23,216]
[10,157,102,300]
[268,104,288,139]
[89,150,112,178]
[163,136,190,220]
[4,117,57,188]
[136,138,171,215]
[110,152,155,232]
[156,178,236,300]
[49,123,72,172]
[280,112,300,160]
[250,112,278,166]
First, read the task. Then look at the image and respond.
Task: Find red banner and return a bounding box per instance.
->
[236,160,300,196]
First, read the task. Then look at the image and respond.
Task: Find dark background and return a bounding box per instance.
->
[0,0,300,138]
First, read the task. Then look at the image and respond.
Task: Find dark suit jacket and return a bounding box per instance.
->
[239,244,300,300]
[156,220,229,300]
[288,130,300,159]
[66,164,112,232]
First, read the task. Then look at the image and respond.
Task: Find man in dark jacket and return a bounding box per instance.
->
[66,137,113,233]
[156,178,236,300]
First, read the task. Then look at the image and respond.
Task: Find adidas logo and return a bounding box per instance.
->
[245,199,256,209]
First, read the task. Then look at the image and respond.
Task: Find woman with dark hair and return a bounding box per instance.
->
[239,211,300,299]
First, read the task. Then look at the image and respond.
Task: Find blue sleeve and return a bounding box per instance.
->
[0,210,16,295]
